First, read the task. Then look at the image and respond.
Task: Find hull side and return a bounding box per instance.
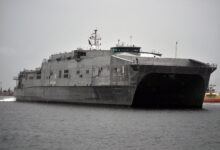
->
[15,86,135,106]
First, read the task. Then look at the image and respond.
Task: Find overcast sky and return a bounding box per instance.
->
[0,0,220,90]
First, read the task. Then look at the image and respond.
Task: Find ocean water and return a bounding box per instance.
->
[0,96,220,150]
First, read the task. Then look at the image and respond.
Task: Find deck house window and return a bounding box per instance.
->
[59,70,62,78]
[37,72,41,79]
[29,76,34,80]
[37,75,41,79]
[64,70,69,78]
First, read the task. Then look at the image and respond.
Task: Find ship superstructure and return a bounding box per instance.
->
[14,29,217,108]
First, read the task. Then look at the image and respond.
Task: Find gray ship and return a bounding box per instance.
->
[14,29,217,108]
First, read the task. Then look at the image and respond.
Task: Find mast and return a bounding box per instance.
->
[88,29,101,50]
[94,29,97,46]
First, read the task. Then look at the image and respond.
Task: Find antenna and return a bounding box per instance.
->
[175,41,178,58]
[117,39,120,46]
[130,35,133,46]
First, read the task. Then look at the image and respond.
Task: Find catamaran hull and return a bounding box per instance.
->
[15,86,135,106]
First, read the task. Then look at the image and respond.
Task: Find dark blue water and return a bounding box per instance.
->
[0,97,220,150]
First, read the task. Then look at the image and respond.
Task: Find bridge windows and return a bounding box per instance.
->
[111,47,140,53]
